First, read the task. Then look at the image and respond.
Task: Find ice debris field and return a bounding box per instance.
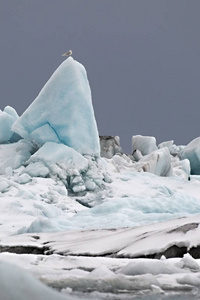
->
[1,57,200,299]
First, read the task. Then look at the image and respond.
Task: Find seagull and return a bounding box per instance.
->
[62,50,72,57]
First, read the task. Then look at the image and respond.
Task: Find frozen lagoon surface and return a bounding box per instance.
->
[1,58,200,299]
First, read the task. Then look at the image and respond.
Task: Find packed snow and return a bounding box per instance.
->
[1,56,200,299]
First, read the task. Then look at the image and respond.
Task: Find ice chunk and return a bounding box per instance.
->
[5,166,13,177]
[85,180,96,191]
[178,253,200,272]
[172,158,190,180]
[151,285,165,294]
[0,107,19,143]
[28,142,88,173]
[132,135,157,156]
[0,140,34,175]
[180,137,200,175]
[135,147,173,176]
[158,140,174,150]
[0,180,9,193]
[100,136,123,158]
[159,140,186,157]
[88,266,115,278]
[16,173,32,184]
[177,274,200,287]
[133,149,143,161]
[14,150,32,169]
[118,260,184,275]
[30,124,60,145]
[3,106,19,120]
[24,142,103,192]
[25,162,50,178]
[12,57,100,156]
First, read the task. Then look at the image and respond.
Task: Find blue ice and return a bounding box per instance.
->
[12,57,100,157]
[0,106,19,143]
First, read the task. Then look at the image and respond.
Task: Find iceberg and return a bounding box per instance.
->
[12,57,100,157]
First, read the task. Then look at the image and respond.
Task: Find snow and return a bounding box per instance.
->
[12,57,100,157]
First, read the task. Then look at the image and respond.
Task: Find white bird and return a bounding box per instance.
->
[62,50,72,57]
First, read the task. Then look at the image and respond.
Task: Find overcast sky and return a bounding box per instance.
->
[0,0,200,152]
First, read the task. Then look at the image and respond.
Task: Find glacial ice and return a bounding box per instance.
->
[12,57,100,157]
[172,158,190,180]
[132,135,157,157]
[100,136,123,158]
[158,140,183,156]
[135,147,173,176]
[27,142,89,173]
[24,142,107,193]
[2,54,200,299]
[0,106,19,143]
[180,137,200,175]
[158,140,174,150]
[0,139,34,175]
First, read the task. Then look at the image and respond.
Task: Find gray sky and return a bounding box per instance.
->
[0,0,200,153]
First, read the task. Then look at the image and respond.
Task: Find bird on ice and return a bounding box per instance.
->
[62,50,72,57]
